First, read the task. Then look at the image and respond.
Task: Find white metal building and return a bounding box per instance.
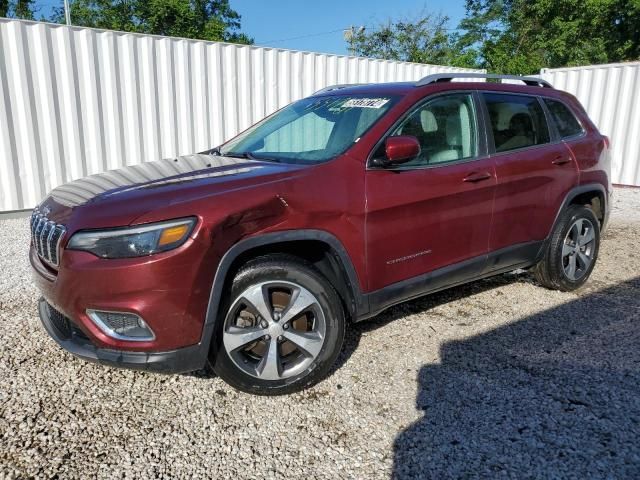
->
[541,62,640,188]
[0,19,482,212]
[1,19,638,213]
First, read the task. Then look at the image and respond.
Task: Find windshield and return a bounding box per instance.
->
[220,94,399,164]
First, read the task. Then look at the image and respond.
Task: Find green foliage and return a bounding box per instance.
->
[1,0,35,19]
[528,0,640,67]
[346,1,640,73]
[459,0,640,73]
[346,12,457,65]
[48,0,253,44]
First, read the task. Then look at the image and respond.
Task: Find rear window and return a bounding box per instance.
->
[483,93,550,153]
[544,98,584,138]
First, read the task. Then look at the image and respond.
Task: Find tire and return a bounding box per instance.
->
[211,254,345,395]
[534,205,600,291]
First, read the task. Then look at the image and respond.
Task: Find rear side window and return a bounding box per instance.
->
[544,98,584,138]
[483,93,550,153]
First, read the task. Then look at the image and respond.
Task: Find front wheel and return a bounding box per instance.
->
[534,205,600,291]
[211,254,345,395]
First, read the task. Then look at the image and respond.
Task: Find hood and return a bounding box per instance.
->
[38,153,305,227]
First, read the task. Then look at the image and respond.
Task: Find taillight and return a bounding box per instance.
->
[603,135,611,149]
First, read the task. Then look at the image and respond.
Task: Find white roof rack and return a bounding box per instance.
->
[416,73,553,88]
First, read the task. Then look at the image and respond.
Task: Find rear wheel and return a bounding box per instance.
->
[211,255,345,395]
[534,205,600,291]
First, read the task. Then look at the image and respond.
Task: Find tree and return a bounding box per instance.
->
[346,12,457,66]
[451,0,552,74]
[48,0,253,44]
[1,0,35,19]
[526,0,640,67]
[456,0,640,73]
[349,2,640,74]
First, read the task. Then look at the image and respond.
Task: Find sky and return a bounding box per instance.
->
[234,0,468,55]
[35,0,468,56]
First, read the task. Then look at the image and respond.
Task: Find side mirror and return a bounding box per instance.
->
[383,135,421,165]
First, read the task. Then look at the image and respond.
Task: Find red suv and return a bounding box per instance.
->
[31,73,611,395]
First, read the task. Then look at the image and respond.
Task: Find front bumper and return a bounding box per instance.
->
[29,231,215,352]
[38,298,209,373]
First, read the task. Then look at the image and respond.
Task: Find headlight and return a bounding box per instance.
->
[67,217,196,259]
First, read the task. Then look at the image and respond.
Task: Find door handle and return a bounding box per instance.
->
[552,156,571,165]
[463,171,492,183]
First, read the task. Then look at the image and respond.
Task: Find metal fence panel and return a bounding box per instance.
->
[541,62,640,186]
[0,19,484,211]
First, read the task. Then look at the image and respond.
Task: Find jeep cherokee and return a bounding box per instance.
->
[30,73,612,395]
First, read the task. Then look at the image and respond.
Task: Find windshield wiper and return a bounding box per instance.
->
[223,151,283,163]
[224,151,257,160]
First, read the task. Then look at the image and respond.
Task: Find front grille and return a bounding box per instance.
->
[46,303,72,339]
[30,208,66,267]
[45,302,89,341]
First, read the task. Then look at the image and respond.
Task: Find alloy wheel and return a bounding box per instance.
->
[562,218,596,281]
[222,281,326,380]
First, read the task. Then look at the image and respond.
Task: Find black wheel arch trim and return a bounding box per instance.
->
[199,229,367,361]
[551,183,608,236]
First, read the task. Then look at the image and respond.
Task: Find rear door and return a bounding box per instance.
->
[482,92,578,268]
[365,92,496,292]
[542,97,600,178]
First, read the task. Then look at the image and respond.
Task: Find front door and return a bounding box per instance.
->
[365,92,496,292]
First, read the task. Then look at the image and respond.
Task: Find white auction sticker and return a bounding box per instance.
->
[342,98,390,109]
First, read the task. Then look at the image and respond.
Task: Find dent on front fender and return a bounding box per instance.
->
[208,194,291,252]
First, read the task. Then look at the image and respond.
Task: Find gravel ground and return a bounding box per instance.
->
[1,188,639,479]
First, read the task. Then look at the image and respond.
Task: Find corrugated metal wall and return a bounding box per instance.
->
[541,62,640,186]
[0,19,484,212]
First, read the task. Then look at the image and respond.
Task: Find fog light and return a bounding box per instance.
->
[86,310,155,341]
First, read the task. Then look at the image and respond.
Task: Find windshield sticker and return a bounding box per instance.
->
[342,98,390,109]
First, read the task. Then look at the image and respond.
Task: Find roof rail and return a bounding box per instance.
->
[314,83,365,95]
[416,73,553,88]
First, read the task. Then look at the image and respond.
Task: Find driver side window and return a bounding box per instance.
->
[376,93,478,167]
